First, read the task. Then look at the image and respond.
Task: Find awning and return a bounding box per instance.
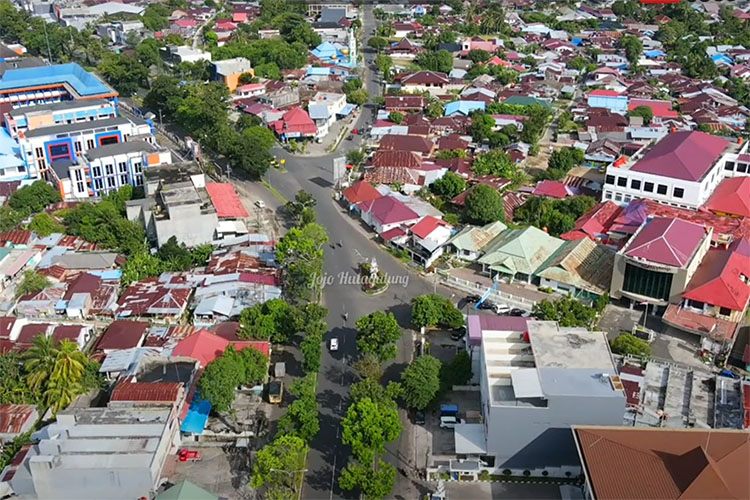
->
[453,423,487,455]
[181,393,211,435]
[338,103,356,116]
[511,368,544,398]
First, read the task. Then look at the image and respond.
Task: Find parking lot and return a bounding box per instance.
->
[429,390,482,458]
[171,446,251,499]
[445,480,566,500]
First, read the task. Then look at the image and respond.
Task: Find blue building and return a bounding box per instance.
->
[587,90,628,114]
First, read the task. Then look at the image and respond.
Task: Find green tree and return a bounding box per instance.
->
[97,53,148,97]
[621,35,643,65]
[368,36,388,51]
[342,397,402,464]
[142,3,170,30]
[430,172,466,199]
[135,38,162,68]
[374,53,393,80]
[285,190,317,224]
[121,252,163,286]
[0,206,23,232]
[414,49,453,73]
[251,434,307,497]
[610,334,651,358]
[347,89,369,106]
[339,460,396,500]
[244,126,276,149]
[464,184,505,224]
[198,345,268,412]
[346,149,366,167]
[276,223,327,303]
[238,298,297,342]
[440,349,472,391]
[16,270,51,298]
[388,111,404,124]
[278,373,319,442]
[514,196,596,236]
[532,296,598,328]
[43,339,88,415]
[8,181,61,216]
[629,105,654,125]
[356,312,402,363]
[472,149,518,178]
[23,334,57,393]
[144,75,184,119]
[468,49,491,63]
[401,355,441,410]
[255,61,282,80]
[27,213,64,237]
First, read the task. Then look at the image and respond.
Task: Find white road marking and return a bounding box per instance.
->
[329,455,337,500]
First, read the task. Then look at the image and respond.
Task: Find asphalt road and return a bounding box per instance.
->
[237,8,452,498]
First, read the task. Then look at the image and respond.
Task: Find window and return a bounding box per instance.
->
[604,191,612,200]
[34,147,43,158]
[105,164,114,175]
[37,158,46,170]
[719,307,732,317]
[106,176,116,188]
[617,177,627,187]
[17,166,25,173]
[86,139,94,149]
[48,143,71,162]
[92,166,102,177]
[688,299,705,310]
[135,175,143,186]
[118,162,127,173]
[624,195,632,203]
[673,187,684,198]
[94,178,103,190]
[76,181,85,193]
[120,174,129,185]
[74,141,82,152]
[605,175,615,185]
[725,161,735,171]
[133,163,142,174]
[615,193,623,202]
[623,263,674,301]
[657,184,668,195]
[738,163,748,173]
[99,135,119,146]
[631,179,641,190]
[644,182,654,192]
[74,170,82,181]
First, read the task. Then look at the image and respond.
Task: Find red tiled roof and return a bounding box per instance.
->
[270,107,317,136]
[384,95,425,110]
[96,320,148,351]
[625,217,707,267]
[0,230,31,246]
[589,89,622,97]
[575,427,750,500]
[380,227,407,241]
[379,134,433,155]
[172,329,230,367]
[15,324,50,345]
[342,181,383,205]
[51,325,83,344]
[410,216,449,239]
[628,98,679,118]
[629,131,729,182]
[662,304,739,341]
[682,248,750,311]
[0,405,36,434]
[111,381,182,403]
[532,180,573,199]
[357,196,420,226]
[205,183,249,218]
[372,150,422,168]
[397,70,449,85]
[704,177,750,217]
[234,340,271,358]
[561,201,622,242]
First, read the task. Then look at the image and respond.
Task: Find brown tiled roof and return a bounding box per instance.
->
[372,150,422,168]
[378,134,434,155]
[575,426,750,500]
[111,380,182,403]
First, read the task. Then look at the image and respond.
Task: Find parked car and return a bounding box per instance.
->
[414,410,426,425]
[451,327,466,341]
[255,200,266,209]
[346,134,353,140]
[352,128,358,135]
[268,380,283,404]
[494,303,511,315]
[330,338,339,351]
[509,308,525,316]
[477,301,495,310]
[439,416,464,429]
[178,449,202,462]
[465,294,481,303]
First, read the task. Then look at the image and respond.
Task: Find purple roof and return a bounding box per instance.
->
[468,314,531,347]
[629,131,728,181]
[358,196,419,225]
[625,217,707,267]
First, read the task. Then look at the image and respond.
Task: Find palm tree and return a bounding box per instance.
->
[45,340,88,415]
[23,334,57,393]
[44,379,83,416]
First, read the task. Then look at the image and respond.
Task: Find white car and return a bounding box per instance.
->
[255,200,266,209]
[330,338,339,351]
[439,416,464,429]
[494,303,512,315]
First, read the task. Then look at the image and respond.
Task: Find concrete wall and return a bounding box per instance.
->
[30,460,155,500]
[153,207,218,247]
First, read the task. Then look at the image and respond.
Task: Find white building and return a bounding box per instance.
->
[602,131,739,209]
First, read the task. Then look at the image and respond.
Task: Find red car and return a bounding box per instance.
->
[178,449,202,462]
[351,128,358,135]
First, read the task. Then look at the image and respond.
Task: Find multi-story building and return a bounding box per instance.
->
[602,131,734,209]
[16,115,153,182]
[469,319,625,477]
[0,63,118,109]
[3,406,179,499]
[211,57,253,92]
[4,99,118,140]
[609,216,712,307]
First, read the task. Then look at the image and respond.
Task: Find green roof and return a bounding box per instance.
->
[447,221,507,253]
[504,96,552,108]
[155,481,218,500]
[478,226,564,276]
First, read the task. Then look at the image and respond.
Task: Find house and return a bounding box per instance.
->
[704,176,750,217]
[602,132,731,209]
[211,57,253,92]
[532,180,575,199]
[161,46,212,66]
[560,201,623,243]
[534,238,615,298]
[95,320,148,353]
[447,221,507,261]
[394,71,450,95]
[444,100,485,117]
[386,38,423,59]
[204,183,249,219]
[171,329,230,368]
[407,216,453,268]
[477,226,565,282]
[307,92,347,138]
[269,107,317,141]
[378,134,434,157]
[573,427,750,500]
[610,217,712,307]
[192,272,281,327]
[628,98,679,120]
[662,239,750,343]
[588,89,628,114]
[357,196,421,234]
[116,276,192,319]
[465,320,625,478]
[384,95,425,113]
[342,180,383,209]
[0,404,38,443]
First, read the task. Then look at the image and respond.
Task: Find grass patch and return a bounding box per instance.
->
[262,181,288,204]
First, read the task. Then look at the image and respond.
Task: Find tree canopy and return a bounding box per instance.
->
[410,294,464,329]
[464,184,505,224]
[532,296,598,328]
[197,345,268,413]
[514,195,596,236]
[355,312,402,363]
[401,355,441,410]
[611,334,651,358]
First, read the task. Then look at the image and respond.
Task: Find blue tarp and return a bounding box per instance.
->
[181,394,211,435]
[338,103,356,116]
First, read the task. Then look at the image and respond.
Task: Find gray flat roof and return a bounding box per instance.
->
[538,368,625,399]
[9,98,110,117]
[144,162,202,184]
[83,139,157,160]
[24,116,139,138]
[528,321,615,370]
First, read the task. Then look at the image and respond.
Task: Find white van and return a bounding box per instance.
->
[439,416,464,429]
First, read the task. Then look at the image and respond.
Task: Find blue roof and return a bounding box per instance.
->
[307,67,331,76]
[311,41,340,59]
[644,50,666,58]
[0,63,115,97]
[445,100,485,116]
[338,103,356,115]
[181,393,211,434]
[712,54,733,64]
[89,270,123,280]
[0,127,20,156]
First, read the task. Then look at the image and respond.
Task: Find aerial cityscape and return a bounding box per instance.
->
[0,0,749,499]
